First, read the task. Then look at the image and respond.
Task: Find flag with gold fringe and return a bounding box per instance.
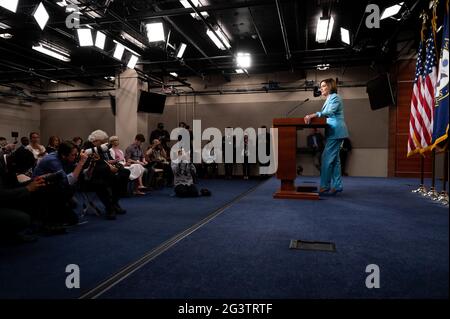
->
[432,6,449,150]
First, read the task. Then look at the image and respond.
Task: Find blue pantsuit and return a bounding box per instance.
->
[315,93,349,191]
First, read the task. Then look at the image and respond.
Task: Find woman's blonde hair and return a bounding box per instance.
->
[320,78,338,94]
[109,136,119,143]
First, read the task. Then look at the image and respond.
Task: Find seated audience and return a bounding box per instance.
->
[149,123,170,154]
[109,136,147,196]
[33,141,88,232]
[146,139,173,186]
[72,136,83,151]
[46,136,60,154]
[26,132,47,161]
[81,130,129,220]
[0,148,46,241]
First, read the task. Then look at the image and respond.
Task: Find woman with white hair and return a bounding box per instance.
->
[109,136,146,196]
[81,129,129,220]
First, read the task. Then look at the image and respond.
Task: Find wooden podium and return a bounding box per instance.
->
[273,117,327,200]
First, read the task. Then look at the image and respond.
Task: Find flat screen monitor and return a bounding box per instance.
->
[366,73,395,110]
[138,91,166,114]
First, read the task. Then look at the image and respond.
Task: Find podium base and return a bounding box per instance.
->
[273,190,319,200]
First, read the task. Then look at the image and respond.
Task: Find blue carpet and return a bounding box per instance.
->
[0,179,260,299]
[99,177,449,299]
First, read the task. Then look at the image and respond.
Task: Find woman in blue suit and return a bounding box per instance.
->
[304,78,349,195]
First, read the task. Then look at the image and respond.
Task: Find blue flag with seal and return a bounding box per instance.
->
[432,11,449,149]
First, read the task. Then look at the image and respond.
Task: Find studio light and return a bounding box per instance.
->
[0,0,19,13]
[95,31,106,50]
[32,41,71,62]
[146,22,165,42]
[340,27,350,45]
[127,55,138,69]
[113,40,141,57]
[170,72,178,77]
[176,43,187,58]
[206,28,231,50]
[236,52,251,69]
[380,2,404,20]
[113,42,125,60]
[179,0,209,20]
[33,2,49,30]
[77,28,93,46]
[315,16,334,43]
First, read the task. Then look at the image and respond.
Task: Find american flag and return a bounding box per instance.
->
[407,29,437,156]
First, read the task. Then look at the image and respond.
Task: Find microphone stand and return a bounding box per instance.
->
[285,98,310,117]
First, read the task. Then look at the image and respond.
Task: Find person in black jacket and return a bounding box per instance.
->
[0,149,46,241]
[307,128,325,172]
[222,128,236,180]
[81,130,129,220]
[340,137,352,176]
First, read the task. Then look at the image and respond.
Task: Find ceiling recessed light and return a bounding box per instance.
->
[0,0,19,13]
[33,2,50,30]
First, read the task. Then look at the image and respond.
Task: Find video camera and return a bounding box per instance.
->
[43,170,65,185]
[84,143,112,156]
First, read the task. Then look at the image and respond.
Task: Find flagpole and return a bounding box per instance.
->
[413,156,427,194]
[438,144,449,205]
[412,12,429,195]
[427,149,439,199]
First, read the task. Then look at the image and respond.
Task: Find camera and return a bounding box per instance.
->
[313,86,322,97]
[84,143,112,156]
[43,170,65,185]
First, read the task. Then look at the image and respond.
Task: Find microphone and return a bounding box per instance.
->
[285,98,310,117]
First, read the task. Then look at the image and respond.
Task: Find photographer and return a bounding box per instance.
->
[145,139,173,187]
[33,141,88,232]
[171,149,199,197]
[82,130,129,220]
[0,148,46,242]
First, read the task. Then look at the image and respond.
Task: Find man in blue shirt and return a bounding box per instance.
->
[33,141,88,229]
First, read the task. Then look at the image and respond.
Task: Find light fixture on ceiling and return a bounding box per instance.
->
[0,21,12,39]
[206,27,231,50]
[0,33,13,39]
[317,63,330,71]
[380,2,404,20]
[170,72,178,77]
[32,41,71,62]
[33,2,50,30]
[146,22,165,42]
[77,28,93,46]
[340,27,351,45]
[236,52,251,69]
[176,43,187,58]
[179,0,209,20]
[315,16,334,43]
[127,55,139,69]
[56,0,67,7]
[95,31,106,49]
[0,0,19,13]
[50,79,58,83]
[113,42,125,60]
[113,39,141,57]
[120,31,147,50]
[84,10,102,19]
[235,69,245,74]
